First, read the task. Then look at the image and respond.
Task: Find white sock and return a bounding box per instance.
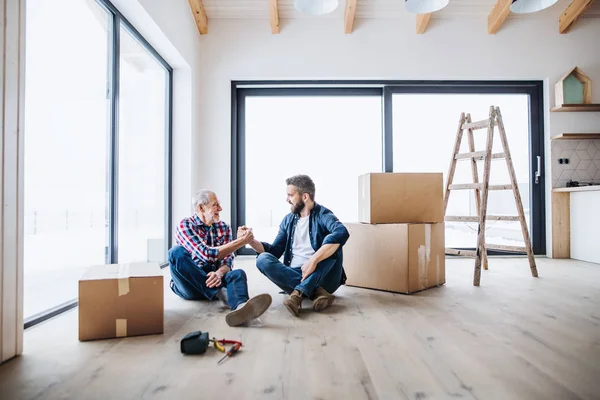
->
[215,288,228,306]
[246,317,264,327]
[234,301,246,310]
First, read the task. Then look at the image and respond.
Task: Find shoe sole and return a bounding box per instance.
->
[312,295,335,312]
[226,294,272,327]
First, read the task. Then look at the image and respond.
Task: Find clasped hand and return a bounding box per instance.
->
[237,225,254,244]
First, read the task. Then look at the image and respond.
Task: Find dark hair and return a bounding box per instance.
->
[286,174,315,201]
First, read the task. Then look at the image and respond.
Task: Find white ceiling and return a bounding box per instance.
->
[202,0,600,19]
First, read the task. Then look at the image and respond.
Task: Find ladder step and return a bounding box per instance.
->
[445,215,520,222]
[489,184,513,190]
[446,248,477,257]
[455,152,506,161]
[455,151,484,160]
[448,184,513,190]
[449,183,482,190]
[461,119,493,130]
[486,244,527,253]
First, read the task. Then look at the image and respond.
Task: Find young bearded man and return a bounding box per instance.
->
[168,189,272,326]
[242,175,349,317]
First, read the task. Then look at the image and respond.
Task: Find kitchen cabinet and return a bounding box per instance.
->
[552,186,600,263]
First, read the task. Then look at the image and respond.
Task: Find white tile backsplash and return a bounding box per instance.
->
[551,139,600,188]
[578,160,591,171]
[560,169,574,180]
[586,142,597,159]
[576,141,588,150]
[588,163,598,179]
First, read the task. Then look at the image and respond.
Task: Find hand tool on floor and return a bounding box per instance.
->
[180,331,243,364]
[212,338,225,353]
[217,340,242,364]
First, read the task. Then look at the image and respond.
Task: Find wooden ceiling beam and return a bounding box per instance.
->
[559,0,596,34]
[488,0,511,34]
[270,0,280,34]
[188,0,208,35]
[344,0,358,34]
[416,13,432,34]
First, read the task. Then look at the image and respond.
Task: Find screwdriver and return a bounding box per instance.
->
[217,342,242,364]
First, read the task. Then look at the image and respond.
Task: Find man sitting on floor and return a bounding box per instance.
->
[243,174,349,317]
[168,189,272,327]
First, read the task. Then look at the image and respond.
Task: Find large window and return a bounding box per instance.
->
[24,0,172,323]
[117,24,169,263]
[392,94,531,250]
[233,82,545,256]
[242,94,382,246]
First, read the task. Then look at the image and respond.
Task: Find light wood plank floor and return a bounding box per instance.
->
[1,257,599,400]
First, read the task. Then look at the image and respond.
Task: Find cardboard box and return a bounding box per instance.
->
[358,173,444,224]
[79,262,164,341]
[343,222,445,294]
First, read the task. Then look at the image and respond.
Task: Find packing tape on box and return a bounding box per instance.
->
[116,319,127,337]
[417,225,432,288]
[117,264,130,296]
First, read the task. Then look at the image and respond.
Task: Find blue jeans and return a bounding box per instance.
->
[168,246,248,310]
[256,253,343,297]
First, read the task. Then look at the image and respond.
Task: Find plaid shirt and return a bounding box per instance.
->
[175,214,234,269]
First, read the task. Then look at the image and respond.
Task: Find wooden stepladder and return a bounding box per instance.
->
[444,106,538,286]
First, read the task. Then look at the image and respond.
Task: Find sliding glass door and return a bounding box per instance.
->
[24,0,173,323]
[233,82,545,256]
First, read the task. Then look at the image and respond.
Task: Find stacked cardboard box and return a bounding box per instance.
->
[344,173,446,294]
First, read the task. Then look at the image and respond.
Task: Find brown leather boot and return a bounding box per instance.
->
[283,290,303,317]
[311,287,335,312]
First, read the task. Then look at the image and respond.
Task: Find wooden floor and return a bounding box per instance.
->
[1,257,599,400]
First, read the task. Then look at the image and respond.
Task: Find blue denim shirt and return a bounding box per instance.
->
[261,203,350,284]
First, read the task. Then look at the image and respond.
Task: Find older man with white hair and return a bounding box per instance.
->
[168,189,272,326]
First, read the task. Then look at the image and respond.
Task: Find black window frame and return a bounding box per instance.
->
[24,0,173,329]
[231,80,545,257]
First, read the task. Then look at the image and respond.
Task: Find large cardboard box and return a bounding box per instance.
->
[79,262,164,341]
[358,173,444,224]
[343,222,445,294]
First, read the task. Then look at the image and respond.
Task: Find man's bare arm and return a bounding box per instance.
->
[247,239,265,254]
[301,243,340,281]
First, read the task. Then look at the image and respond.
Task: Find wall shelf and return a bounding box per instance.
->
[551,133,600,140]
[550,104,600,112]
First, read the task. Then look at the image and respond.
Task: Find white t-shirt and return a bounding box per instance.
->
[290,216,315,267]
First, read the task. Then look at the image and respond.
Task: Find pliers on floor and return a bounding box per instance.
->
[211,338,243,364]
[211,338,241,352]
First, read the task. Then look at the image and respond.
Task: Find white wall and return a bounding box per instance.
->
[110,0,203,228]
[196,16,600,255]
[1,0,25,363]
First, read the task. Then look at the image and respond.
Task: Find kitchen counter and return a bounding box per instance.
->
[552,186,600,193]
[552,188,600,263]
